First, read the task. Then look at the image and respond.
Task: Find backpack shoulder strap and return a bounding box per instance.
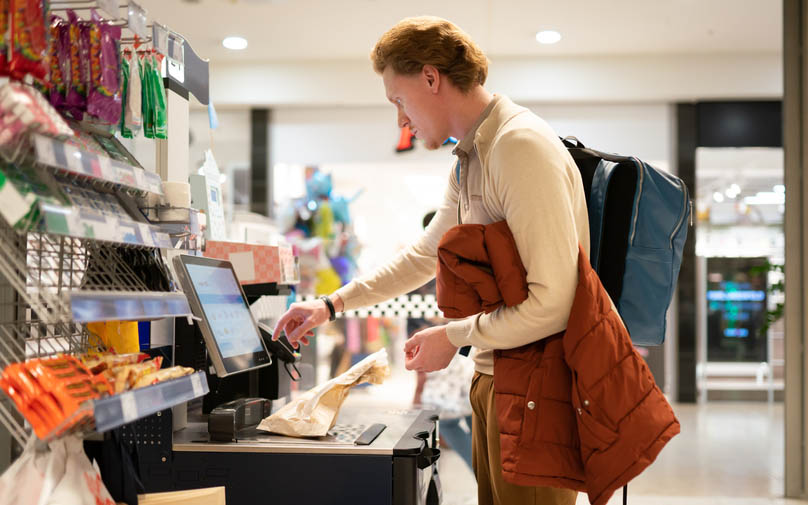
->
[589,160,618,270]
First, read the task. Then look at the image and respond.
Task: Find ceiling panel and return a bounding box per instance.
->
[133,0,782,63]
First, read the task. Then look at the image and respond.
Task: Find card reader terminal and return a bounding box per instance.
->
[208,397,272,442]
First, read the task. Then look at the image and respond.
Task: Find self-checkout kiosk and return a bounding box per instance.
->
[128,40,442,503]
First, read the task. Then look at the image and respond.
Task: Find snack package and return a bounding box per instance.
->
[48,17,71,111]
[86,10,121,125]
[8,0,48,81]
[151,53,167,139]
[107,357,162,394]
[257,349,390,437]
[132,366,194,389]
[85,320,140,354]
[140,51,154,138]
[78,351,149,374]
[0,82,75,153]
[118,50,130,137]
[25,356,97,420]
[0,362,65,438]
[64,10,87,119]
[0,163,39,230]
[120,50,142,138]
[0,0,9,76]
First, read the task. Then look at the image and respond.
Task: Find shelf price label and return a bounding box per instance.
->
[120,391,139,424]
[190,373,204,398]
[96,0,119,19]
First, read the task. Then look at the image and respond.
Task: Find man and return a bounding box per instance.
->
[272,16,589,505]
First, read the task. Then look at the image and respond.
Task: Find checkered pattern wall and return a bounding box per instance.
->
[297,294,443,319]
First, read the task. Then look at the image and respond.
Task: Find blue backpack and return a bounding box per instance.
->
[562,137,691,346]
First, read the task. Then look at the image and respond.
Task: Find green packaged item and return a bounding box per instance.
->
[0,165,36,228]
[119,51,131,138]
[151,53,167,139]
[0,163,72,231]
[141,52,154,139]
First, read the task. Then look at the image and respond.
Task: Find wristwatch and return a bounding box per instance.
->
[320,295,336,322]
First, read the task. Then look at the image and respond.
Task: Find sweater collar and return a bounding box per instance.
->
[453,95,502,157]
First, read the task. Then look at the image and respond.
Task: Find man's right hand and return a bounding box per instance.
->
[272,296,338,348]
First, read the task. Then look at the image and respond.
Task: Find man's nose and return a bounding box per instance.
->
[397,109,409,128]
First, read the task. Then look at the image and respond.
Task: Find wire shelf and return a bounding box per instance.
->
[0,207,194,444]
[0,216,189,325]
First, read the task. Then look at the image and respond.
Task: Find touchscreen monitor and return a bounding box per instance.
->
[174,255,271,377]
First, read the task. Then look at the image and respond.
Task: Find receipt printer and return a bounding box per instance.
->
[208,397,272,442]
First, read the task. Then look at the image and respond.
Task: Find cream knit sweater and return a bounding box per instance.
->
[334,96,590,375]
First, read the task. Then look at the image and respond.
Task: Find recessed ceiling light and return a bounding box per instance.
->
[535,30,561,45]
[223,36,248,50]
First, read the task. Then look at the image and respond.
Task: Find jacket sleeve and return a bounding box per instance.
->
[334,166,460,311]
[445,129,584,350]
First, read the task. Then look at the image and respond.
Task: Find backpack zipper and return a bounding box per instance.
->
[669,179,689,248]
[629,158,644,245]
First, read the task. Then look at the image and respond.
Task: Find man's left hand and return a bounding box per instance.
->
[404,325,458,372]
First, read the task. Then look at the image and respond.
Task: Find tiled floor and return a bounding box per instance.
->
[345,371,806,504]
[437,402,801,505]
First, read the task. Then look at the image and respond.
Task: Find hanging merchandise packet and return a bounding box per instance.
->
[151,53,167,139]
[64,10,87,119]
[120,50,142,137]
[0,0,8,76]
[118,50,130,137]
[9,0,48,81]
[47,17,68,110]
[141,52,154,138]
[86,10,122,125]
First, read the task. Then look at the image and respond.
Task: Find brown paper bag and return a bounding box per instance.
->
[257,349,390,437]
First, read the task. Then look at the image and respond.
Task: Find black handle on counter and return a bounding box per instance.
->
[417,447,441,470]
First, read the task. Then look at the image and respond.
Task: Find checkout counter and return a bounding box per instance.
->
[128,255,443,505]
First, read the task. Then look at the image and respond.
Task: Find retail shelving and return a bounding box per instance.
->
[33,135,164,196]
[93,371,208,432]
[0,0,213,449]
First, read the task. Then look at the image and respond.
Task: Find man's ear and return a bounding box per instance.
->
[422,65,440,94]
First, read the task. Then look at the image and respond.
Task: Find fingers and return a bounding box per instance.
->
[405,348,423,371]
[404,334,422,371]
[271,311,293,341]
[287,317,317,347]
[403,333,421,353]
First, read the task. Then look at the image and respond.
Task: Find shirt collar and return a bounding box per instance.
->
[453,95,502,157]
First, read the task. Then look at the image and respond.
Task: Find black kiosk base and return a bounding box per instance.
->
[136,407,442,505]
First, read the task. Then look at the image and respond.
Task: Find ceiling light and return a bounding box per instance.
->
[774,184,785,194]
[223,36,248,50]
[713,192,724,203]
[535,30,561,45]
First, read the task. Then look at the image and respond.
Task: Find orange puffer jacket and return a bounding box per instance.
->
[437,222,680,505]
[436,221,529,318]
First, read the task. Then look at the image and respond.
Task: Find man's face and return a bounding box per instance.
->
[382,66,446,150]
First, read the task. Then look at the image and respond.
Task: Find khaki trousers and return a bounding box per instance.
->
[469,372,578,505]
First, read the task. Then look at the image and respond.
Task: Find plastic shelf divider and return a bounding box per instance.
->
[33,135,164,196]
[71,291,192,322]
[93,371,208,433]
